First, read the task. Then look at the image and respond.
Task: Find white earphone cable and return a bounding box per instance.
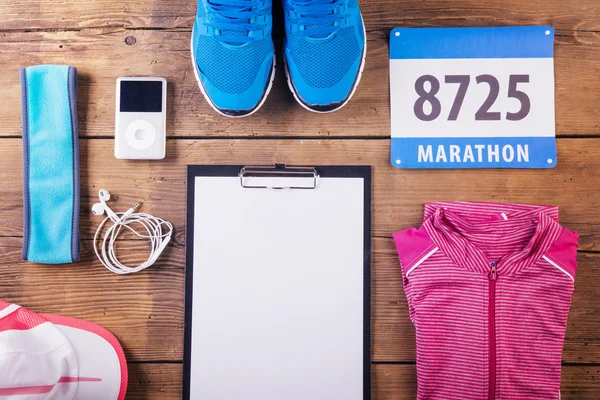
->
[93,203,173,275]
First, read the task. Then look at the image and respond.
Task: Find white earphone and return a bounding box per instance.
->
[91,189,173,275]
[91,189,119,221]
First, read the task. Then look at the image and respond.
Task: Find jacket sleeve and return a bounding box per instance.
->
[545,227,579,282]
[392,226,436,325]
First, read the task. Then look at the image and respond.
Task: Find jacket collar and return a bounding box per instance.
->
[423,203,563,276]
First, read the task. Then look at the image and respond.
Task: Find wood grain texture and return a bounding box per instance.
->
[126,363,599,399]
[1,28,599,138]
[2,0,600,395]
[127,363,184,400]
[0,237,185,362]
[2,236,598,363]
[2,0,600,31]
[2,139,599,249]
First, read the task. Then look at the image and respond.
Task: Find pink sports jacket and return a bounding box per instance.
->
[393,202,578,400]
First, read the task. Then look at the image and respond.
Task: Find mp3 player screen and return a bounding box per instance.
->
[120,81,163,112]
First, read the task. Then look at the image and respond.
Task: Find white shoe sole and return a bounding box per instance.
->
[284,16,368,114]
[190,32,276,118]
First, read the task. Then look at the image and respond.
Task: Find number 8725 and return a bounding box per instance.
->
[414,74,531,122]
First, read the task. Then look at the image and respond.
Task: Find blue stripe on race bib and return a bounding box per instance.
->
[391,137,557,169]
[390,26,554,60]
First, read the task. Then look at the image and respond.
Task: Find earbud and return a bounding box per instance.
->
[92,189,118,221]
[91,202,106,216]
[98,189,111,202]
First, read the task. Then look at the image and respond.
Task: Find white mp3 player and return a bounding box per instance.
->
[115,77,167,159]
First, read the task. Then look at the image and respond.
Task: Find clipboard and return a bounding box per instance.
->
[183,164,372,400]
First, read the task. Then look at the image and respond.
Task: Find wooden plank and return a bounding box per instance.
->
[2,236,599,363]
[0,238,185,362]
[2,0,600,31]
[1,29,599,138]
[1,139,599,249]
[126,363,599,399]
[127,363,183,400]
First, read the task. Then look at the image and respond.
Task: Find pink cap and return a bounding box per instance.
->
[0,302,127,399]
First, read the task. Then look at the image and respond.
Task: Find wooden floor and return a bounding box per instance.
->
[1,1,600,398]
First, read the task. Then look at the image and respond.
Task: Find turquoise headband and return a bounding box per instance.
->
[20,65,80,264]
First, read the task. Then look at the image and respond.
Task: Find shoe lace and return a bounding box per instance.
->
[288,0,346,37]
[206,0,266,44]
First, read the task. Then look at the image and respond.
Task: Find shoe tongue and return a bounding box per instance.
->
[217,2,266,43]
[306,19,333,38]
[303,2,337,38]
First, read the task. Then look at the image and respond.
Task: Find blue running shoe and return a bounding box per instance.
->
[192,0,275,117]
[283,0,366,112]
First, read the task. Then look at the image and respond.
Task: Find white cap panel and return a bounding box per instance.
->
[53,325,122,400]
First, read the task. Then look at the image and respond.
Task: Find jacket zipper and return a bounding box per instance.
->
[488,263,498,400]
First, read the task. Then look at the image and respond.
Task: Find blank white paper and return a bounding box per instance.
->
[190,176,366,400]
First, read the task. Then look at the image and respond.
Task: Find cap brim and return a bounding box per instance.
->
[42,314,128,400]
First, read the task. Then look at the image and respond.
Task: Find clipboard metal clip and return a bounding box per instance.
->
[239,164,319,189]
